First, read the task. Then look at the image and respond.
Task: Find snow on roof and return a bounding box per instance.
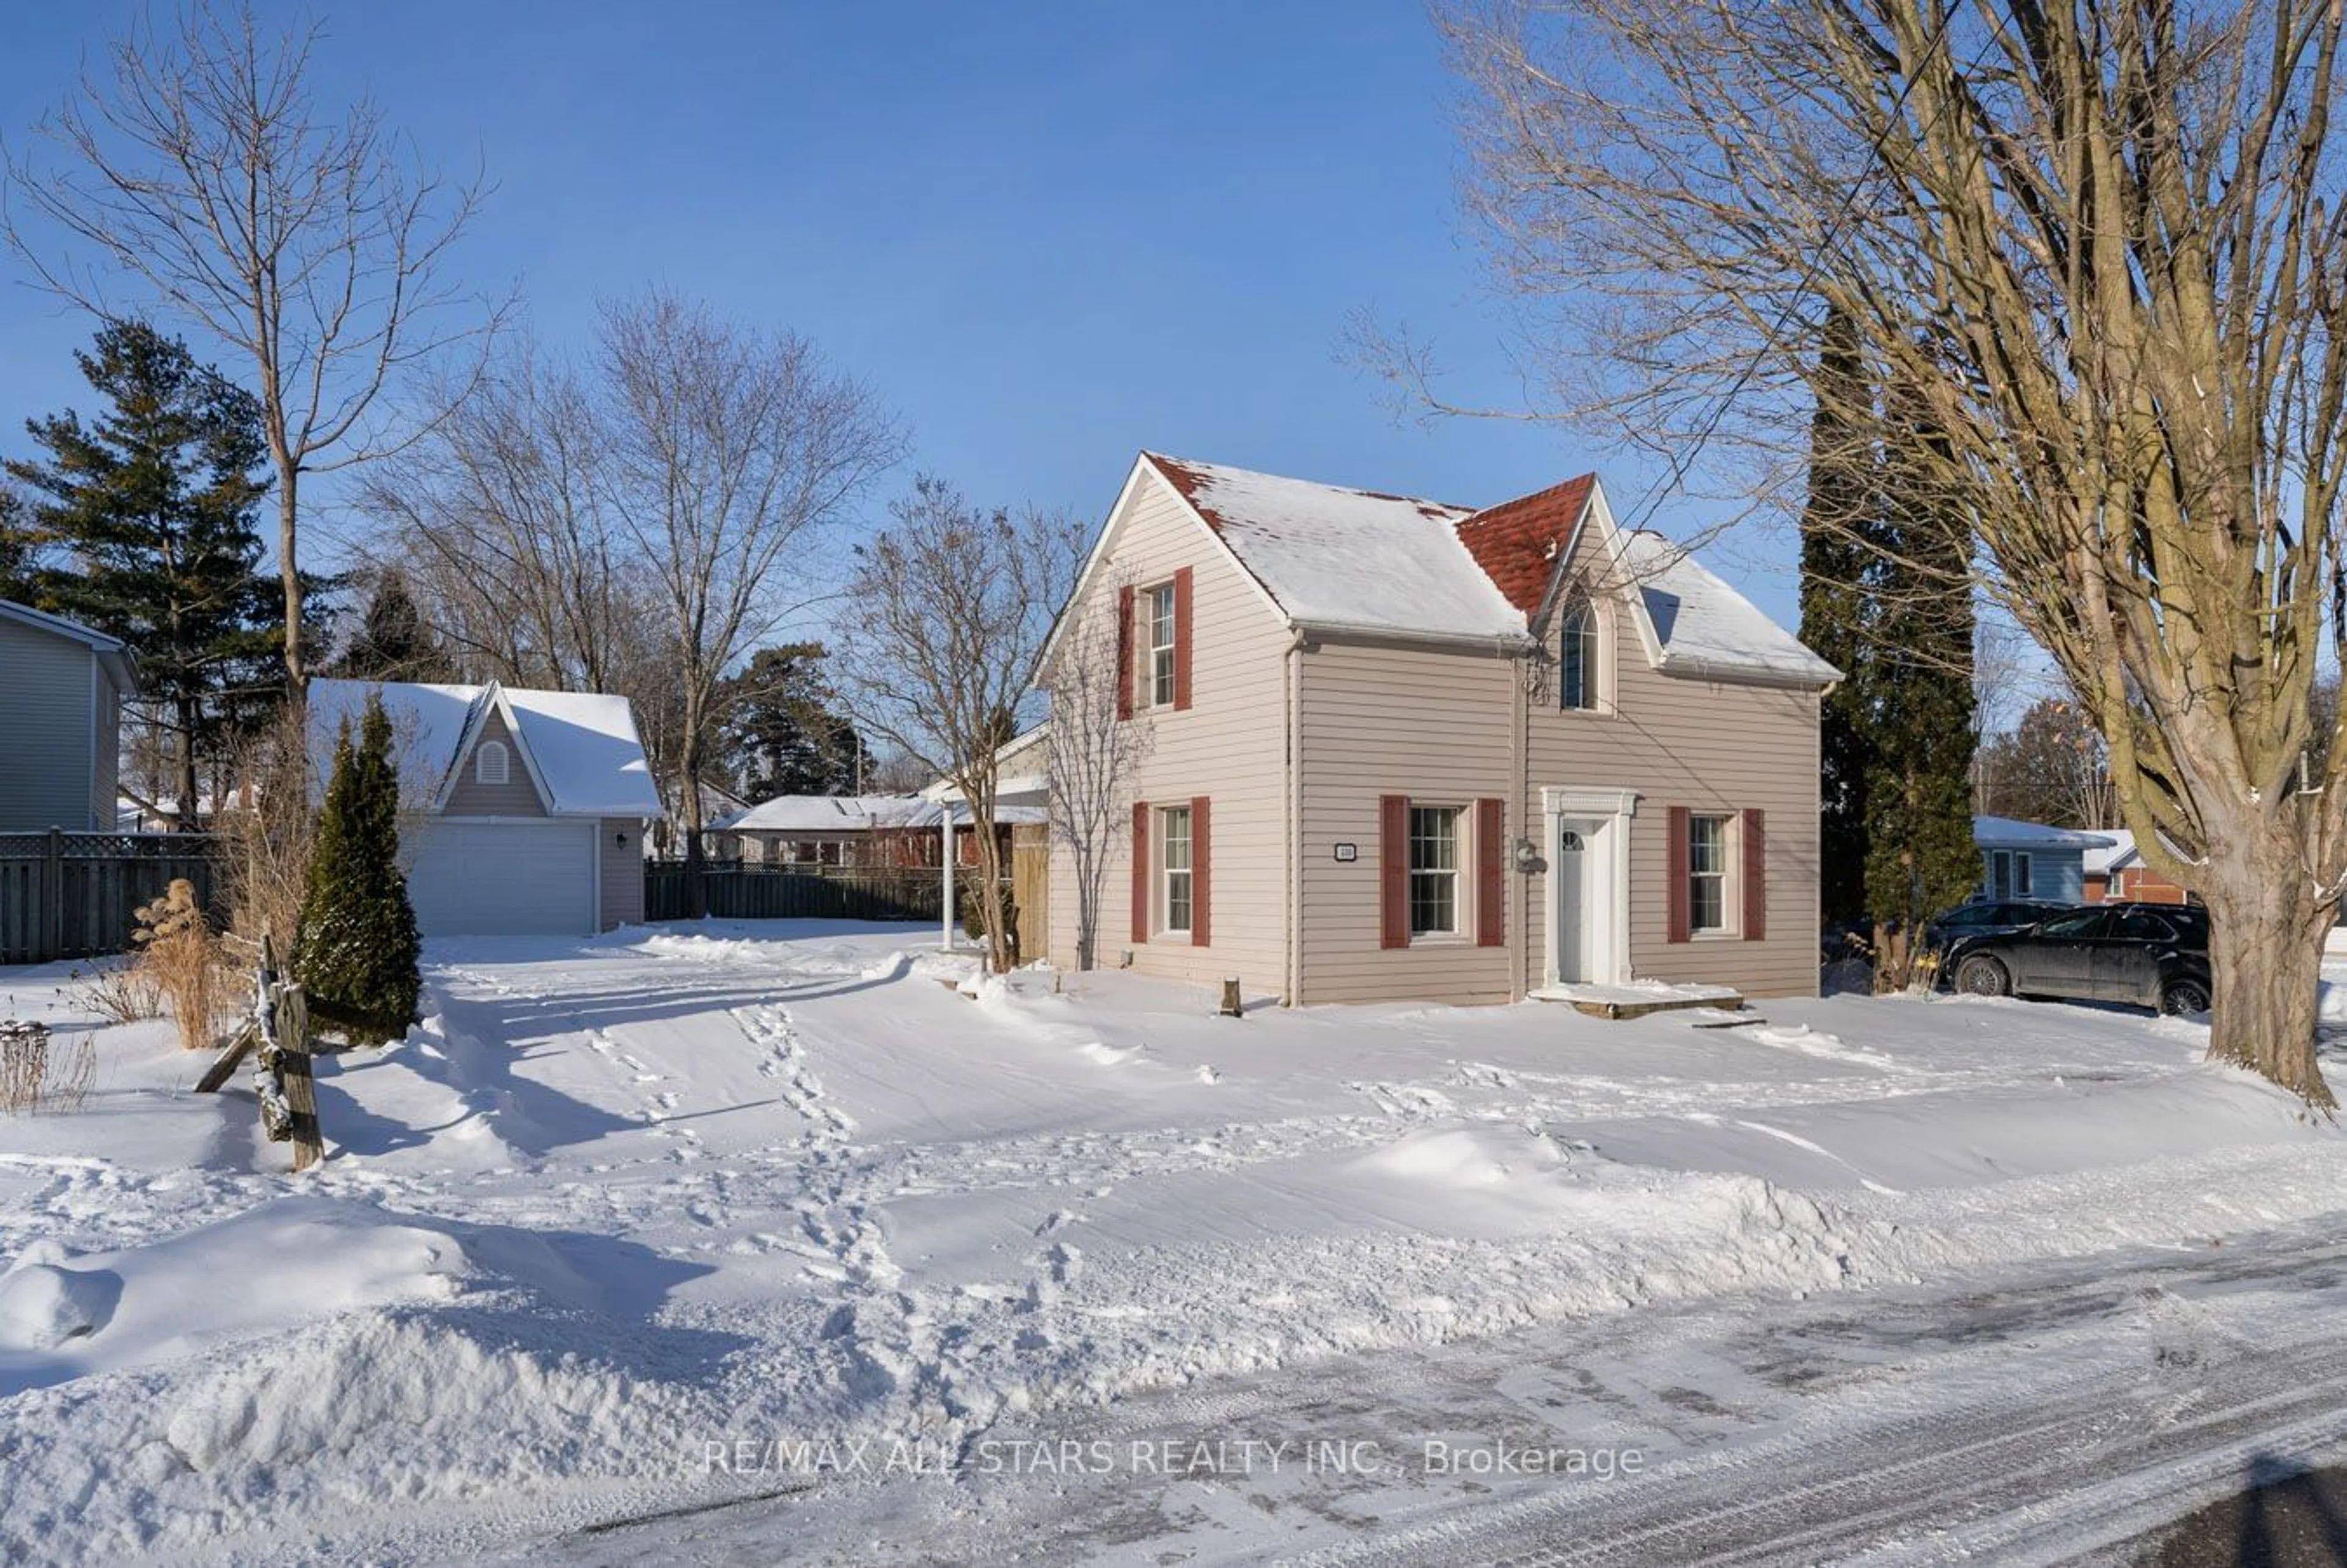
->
[1611,532,1844,686]
[1145,454,1522,643]
[1135,453,1835,684]
[2082,830,2139,875]
[307,678,664,819]
[719,794,1047,832]
[1972,815,2117,851]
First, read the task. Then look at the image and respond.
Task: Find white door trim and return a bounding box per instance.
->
[1541,787,1638,986]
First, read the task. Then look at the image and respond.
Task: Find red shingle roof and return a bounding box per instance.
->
[1450,474,1596,614]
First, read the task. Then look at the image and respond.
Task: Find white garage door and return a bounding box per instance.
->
[405,819,598,936]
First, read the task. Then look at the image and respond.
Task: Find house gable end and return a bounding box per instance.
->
[439,689,554,817]
[1525,479,1670,672]
[1035,455,1290,688]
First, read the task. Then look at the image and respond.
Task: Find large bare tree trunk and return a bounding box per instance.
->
[2202,819,2332,1105]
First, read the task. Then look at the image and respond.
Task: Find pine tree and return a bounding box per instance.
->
[0,488,35,601]
[720,642,872,799]
[295,695,421,1046]
[335,570,457,682]
[4,322,281,828]
[1798,306,1876,926]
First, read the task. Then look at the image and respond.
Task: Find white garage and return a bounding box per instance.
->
[310,677,663,939]
[406,819,600,936]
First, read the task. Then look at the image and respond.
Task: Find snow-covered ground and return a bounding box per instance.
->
[2,923,2345,1565]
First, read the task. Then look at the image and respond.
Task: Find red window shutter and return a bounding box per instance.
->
[1742,808,1766,942]
[1381,794,1410,949]
[1173,566,1195,711]
[1131,801,1150,944]
[1189,795,1211,947]
[1667,805,1691,943]
[1476,797,1505,947]
[1115,584,1136,720]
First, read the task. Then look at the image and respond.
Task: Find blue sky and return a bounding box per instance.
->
[0,1,1799,625]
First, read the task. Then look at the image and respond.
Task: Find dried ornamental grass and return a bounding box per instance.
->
[132,879,231,1051]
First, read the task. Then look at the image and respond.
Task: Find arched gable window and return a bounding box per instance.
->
[1560,597,1601,711]
[476,739,512,786]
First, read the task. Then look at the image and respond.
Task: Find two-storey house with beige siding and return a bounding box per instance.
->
[1040,454,1839,1006]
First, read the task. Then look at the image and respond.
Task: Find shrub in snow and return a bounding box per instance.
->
[131,879,227,1050]
[295,695,422,1046]
[0,1020,92,1115]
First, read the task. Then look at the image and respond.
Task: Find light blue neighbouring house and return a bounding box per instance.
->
[0,599,135,833]
[1972,815,2116,904]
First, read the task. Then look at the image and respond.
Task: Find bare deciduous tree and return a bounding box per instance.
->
[353,302,897,882]
[358,346,642,692]
[597,294,902,906]
[834,478,1087,973]
[1041,579,1153,971]
[1442,0,2347,1103]
[4,1,503,689]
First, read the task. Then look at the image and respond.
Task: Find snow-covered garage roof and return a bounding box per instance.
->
[308,678,665,819]
[1048,453,1838,687]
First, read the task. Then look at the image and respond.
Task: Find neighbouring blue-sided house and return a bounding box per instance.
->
[1972,815,2116,904]
[0,599,134,832]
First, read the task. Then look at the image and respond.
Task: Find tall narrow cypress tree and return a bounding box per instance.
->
[1800,311,1980,947]
[1864,379,1980,934]
[1798,306,1876,927]
[295,695,421,1045]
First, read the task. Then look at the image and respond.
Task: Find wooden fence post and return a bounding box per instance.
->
[41,828,64,964]
[277,982,321,1171]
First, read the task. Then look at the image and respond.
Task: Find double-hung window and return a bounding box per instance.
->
[1408,805,1462,937]
[1148,584,1178,708]
[1688,813,1731,934]
[1160,805,1193,934]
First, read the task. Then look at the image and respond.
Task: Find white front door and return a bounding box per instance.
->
[1541,788,1639,987]
[1552,816,1601,983]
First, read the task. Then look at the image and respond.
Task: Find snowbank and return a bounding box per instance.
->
[2,925,2345,1564]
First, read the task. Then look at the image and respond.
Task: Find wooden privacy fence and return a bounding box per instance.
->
[0,830,222,964]
[643,864,957,924]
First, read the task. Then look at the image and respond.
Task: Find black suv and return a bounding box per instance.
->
[1947,903,2211,1014]
[1923,898,2075,955]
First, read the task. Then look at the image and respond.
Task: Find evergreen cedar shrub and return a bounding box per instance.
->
[295,695,422,1046]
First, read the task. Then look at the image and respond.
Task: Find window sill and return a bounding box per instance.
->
[1689,929,1743,942]
[1408,933,1470,948]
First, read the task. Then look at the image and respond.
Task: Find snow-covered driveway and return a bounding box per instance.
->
[3,921,2346,1565]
